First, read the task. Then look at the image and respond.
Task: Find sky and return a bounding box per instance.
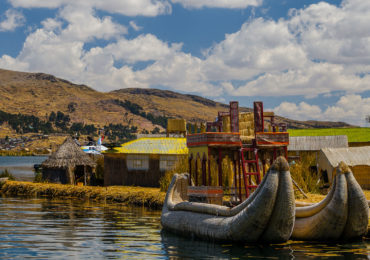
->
[0,0,369,126]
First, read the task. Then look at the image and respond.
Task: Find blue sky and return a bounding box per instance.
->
[0,0,369,126]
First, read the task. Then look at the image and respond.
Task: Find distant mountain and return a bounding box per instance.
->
[0,68,354,135]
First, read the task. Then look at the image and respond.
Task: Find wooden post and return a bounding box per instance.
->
[195,153,199,186]
[208,148,211,186]
[84,166,87,186]
[238,152,242,201]
[233,152,238,201]
[202,153,207,186]
[188,154,193,185]
[218,148,222,187]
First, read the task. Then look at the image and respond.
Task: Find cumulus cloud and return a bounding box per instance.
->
[204,0,370,97]
[9,0,172,17]
[129,21,142,31]
[0,9,25,31]
[171,0,262,9]
[273,102,323,120]
[273,95,370,126]
[101,34,182,64]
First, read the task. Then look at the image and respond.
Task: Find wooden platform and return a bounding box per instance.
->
[187,186,223,205]
[255,132,289,147]
[187,132,241,147]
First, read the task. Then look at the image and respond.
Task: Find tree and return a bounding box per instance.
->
[49,111,56,122]
[68,102,77,112]
[151,127,160,134]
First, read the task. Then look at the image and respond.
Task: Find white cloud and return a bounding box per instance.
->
[59,6,127,42]
[273,102,322,120]
[171,0,262,9]
[129,21,142,31]
[0,54,28,71]
[0,9,25,31]
[288,1,370,65]
[204,0,370,97]
[206,18,307,73]
[227,63,370,97]
[100,34,182,64]
[9,0,172,17]
[273,95,370,126]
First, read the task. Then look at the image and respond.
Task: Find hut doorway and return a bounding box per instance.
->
[74,165,86,185]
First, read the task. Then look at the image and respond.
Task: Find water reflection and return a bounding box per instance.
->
[161,230,370,259]
[0,197,369,259]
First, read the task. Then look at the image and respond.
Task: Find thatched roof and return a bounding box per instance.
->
[288,135,348,151]
[42,137,96,168]
[115,137,188,155]
[319,146,370,168]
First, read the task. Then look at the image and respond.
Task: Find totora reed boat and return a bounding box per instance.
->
[161,157,295,243]
[292,161,369,241]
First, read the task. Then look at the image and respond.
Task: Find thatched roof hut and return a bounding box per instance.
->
[318,147,370,189]
[42,137,96,185]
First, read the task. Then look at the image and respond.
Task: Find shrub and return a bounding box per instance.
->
[159,156,188,192]
[0,169,15,180]
[33,171,43,183]
[289,152,322,195]
[91,156,104,186]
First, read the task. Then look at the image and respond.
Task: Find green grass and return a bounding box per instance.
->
[288,128,370,143]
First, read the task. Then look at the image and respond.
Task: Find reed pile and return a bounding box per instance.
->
[0,181,166,209]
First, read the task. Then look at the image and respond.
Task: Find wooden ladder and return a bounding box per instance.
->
[240,147,261,198]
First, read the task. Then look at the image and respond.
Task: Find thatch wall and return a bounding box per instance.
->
[104,154,165,187]
[104,155,126,186]
[42,168,68,184]
[351,165,370,189]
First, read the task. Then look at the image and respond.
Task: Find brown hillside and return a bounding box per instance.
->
[0,68,353,133]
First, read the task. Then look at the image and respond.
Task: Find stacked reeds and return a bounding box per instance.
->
[220,112,255,143]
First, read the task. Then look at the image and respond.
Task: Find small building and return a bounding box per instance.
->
[318,146,370,189]
[104,137,188,187]
[42,137,96,185]
[288,135,348,152]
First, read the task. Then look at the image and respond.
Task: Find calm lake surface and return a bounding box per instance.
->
[0,197,369,259]
[0,156,47,181]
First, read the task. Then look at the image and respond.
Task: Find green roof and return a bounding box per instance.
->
[115,137,188,155]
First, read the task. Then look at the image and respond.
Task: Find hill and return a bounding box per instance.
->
[0,68,354,141]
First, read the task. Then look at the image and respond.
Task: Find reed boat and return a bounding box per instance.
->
[161,157,295,243]
[292,162,369,241]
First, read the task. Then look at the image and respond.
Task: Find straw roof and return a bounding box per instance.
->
[115,137,188,155]
[288,135,348,151]
[42,137,96,168]
[319,146,370,168]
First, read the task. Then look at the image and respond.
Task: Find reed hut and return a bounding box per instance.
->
[41,137,96,185]
[318,147,370,189]
[288,135,348,163]
[104,137,188,187]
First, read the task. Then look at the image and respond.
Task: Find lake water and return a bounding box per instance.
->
[0,197,369,259]
[0,156,47,181]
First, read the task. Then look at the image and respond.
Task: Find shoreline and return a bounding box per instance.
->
[0,180,165,209]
